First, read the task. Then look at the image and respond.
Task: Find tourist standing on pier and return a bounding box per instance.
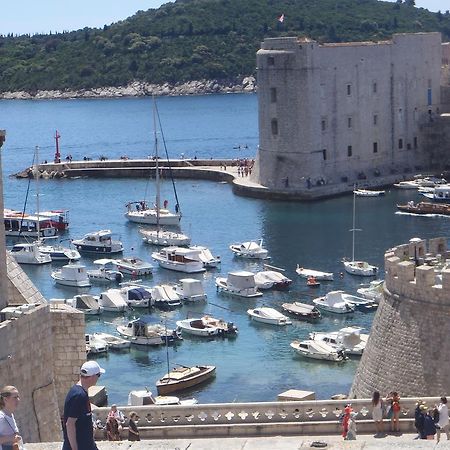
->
[371,391,384,435]
[386,391,401,432]
[0,385,23,449]
[436,397,450,442]
[62,361,105,450]
[127,412,140,441]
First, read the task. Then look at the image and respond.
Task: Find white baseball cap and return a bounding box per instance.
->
[80,361,105,377]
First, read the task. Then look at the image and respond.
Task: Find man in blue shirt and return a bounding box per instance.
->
[62,361,105,450]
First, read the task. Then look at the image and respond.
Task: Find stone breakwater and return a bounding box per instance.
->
[0,77,256,100]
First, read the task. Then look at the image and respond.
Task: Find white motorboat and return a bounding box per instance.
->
[188,246,221,268]
[151,284,182,308]
[51,264,91,288]
[339,291,378,312]
[125,201,181,226]
[112,256,154,276]
[295,266,334,281]
[393,180,421,189]
[281,302,322,321]
[38,240,81,262]
[290,339,347,362]
[85,334,108,355]
[420,184,450,202]
[152,247,206,273]
[87,259,124,283]
[357,280,384,303]
[65,294,102,315]
[176,315,238,337]
[247,307,292,326]
[254,270,292,289]
[92,332,131,350]
[9,242,52,265]
[140,228,191,246]
[174,278,207,302]
[117,317,182,346]
[229,239,270,259]
[128,389,197,407]
[312,291,355,314]
[98,289,128,312]
[343,190,378,277]
[72,229,123,254]
[215,271,263,298]
[353,189,385,197]
[309,327,369,356]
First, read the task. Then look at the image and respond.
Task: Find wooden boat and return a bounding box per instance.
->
[281,302,321,321]
[156,365,216,395]
[396,201,450,216]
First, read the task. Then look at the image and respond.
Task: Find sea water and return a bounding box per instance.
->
[0,94,449,404]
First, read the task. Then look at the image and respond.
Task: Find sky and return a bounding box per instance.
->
[1,0,448,36]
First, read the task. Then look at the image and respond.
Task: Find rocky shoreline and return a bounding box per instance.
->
[0,77,256,100]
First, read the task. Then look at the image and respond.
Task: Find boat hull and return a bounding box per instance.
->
[153,256,205,273]
[126,211,180,226]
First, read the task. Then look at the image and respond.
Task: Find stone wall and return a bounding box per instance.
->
[254,33,444,195]
[350,237,450,398]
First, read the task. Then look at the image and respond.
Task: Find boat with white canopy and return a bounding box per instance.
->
[281,302,321,321]
[357,279,384,303]
[313,291,355,314]
[63,294,102,315]
[215,271,263,298]
[51,264,91,288]
[229,239,270,259]
[174,278,207,302]
[98,289,128,312]
[92,332,131,350]
[87,259,124,283]
[151,284,182,308]
[247,307,292,326]
[309,326,368,356]
[188,246,221,268]
[254,270,292,289]
[290,339,347,362]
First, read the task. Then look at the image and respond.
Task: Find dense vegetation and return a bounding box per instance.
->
[0,0,449,92]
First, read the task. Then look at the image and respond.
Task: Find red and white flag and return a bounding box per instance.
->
[278,13,285,23]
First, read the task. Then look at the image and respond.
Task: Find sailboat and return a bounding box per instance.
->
[342,189,378,277]
[9,146,52,265]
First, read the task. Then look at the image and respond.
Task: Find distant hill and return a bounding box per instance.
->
[0,0,449,93]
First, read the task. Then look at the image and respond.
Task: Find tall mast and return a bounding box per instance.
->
[35,145,41,240]
[153,97,160,232]
[351,189,356,262]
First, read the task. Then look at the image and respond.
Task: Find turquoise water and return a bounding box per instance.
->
[1,94,449,404]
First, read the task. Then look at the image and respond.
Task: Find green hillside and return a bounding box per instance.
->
[0,0,449,92]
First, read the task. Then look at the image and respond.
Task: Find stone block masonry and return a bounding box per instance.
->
[350,237,450,398]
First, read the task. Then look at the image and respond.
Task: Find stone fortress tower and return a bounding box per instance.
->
[252,32,450,199]
[0,130,86,444]
[351,236,450,398]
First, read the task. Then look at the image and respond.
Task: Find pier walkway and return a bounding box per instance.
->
[25,433,450,449]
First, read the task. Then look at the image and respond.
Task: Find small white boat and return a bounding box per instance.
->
[313,291,355,314]
[254,270,292,289]
[393,180,421,189]
[353,189,385,197]
[140,228,191,246]
[125,201,181,226]
[151,284,182,308]
[87,259,124,283]
[357,280,384,303]
[339,291,378,312]
[112,256,154,276]
[51,264,91,288]
[176,315,238,337]
[128,389,197,406]
[247,307,292,326]
[65,294,102,315]
[117,318,182,346]
[174,278,207,302]
[290,339,347,362]
[295,266,334,281]
[281,302,321,321]
[85,334,108,355]
[420,184,450,202]
[309,327,368,356]
[9,242,52,265]
[92,332,131,350]
[38,239,81,262]
[215,271,263,298]
[98,289,128,312]
[152,247,206,273]
[229,239,270,259]
[343,260,378,277]
[188,246,221,268]
[72,229,123,254]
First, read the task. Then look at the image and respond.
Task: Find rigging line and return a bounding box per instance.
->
[155,102,181,215]
[18,151,36,239]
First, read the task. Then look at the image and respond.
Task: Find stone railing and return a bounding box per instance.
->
[93,397,440,439]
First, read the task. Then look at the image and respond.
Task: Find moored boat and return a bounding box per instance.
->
[151,284,182,308]
[254,270,292,289]
[92,332,131,350]
[140,228,191,246]
[156,365,216,395]
[174,278,207,302]
[215,271,263,298]
[229,239,270,259]
[87,259,124,283]
[313,291,355,314]
[281,302,321,321]
[9,242,52,265]
[296,266,334,281]
[396,201,450,216]
[51,264,91,288]
[38,239,81,262]
[353,189,385,197]
[112,256,154,276]
[290,339,347,362]
[128,389,198,406]
[64,294,102,315]
[72,229,123,254]
[152,247,206,273]
[4,209,57,238]
[309,326,368,356]
[247,307,292,326]
[357,280,384,303]
[176,316,237,337]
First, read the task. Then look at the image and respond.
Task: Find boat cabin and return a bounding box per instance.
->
[228,271,257,289]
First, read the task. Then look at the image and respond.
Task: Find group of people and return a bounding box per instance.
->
[414,397,449,441]
[371,391,402,434]
[103,404,140,442]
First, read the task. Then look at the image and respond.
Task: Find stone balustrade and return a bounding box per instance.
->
[92,397,439,439]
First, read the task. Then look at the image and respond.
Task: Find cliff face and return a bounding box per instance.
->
[350,237,450,399]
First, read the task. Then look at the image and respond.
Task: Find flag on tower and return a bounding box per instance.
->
[278,13,285,23]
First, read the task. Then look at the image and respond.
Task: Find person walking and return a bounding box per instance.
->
[436,397,450,442]
[371,391,384,435]
[127,412,140,441]
[0,385,23,449]
[423,408,437,440]
[62,361,105,450]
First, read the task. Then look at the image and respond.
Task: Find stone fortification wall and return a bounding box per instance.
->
[255,33,443,194]
[350,237,450,398]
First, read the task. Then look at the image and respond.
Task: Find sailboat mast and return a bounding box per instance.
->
[351,189,356,262]
[35,146,41,239]
[153,97,160,232]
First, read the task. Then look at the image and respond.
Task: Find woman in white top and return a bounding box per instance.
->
[371,391,384,435]
[0,385,22,450]
[437,396,450,443]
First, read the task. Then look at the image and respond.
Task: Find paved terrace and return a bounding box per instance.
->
[14,158,410,200]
